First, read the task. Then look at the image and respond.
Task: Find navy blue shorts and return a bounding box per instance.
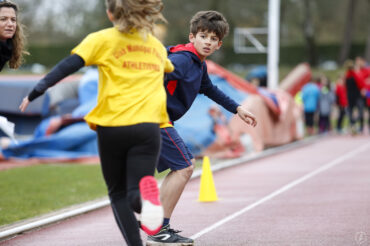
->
[157,127,194,173]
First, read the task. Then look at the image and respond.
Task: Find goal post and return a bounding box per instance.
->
[233,0,280,90]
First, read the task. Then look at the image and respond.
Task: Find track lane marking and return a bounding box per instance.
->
[0,136,320,240]
[191,142,370,240]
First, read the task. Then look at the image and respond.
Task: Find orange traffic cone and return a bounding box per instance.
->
[198,156,218,202]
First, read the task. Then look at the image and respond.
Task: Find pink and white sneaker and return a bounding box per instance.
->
[139,176,163,235]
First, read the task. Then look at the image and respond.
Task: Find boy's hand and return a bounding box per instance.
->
[236,106,257,127]
[19,97,30,112]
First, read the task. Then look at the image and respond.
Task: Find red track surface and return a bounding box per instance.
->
[1,135,370,246]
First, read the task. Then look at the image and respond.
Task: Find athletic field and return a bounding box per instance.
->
[0,134,369,246]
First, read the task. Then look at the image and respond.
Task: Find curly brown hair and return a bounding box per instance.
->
[105,0,166,34]
[0,0,28,69]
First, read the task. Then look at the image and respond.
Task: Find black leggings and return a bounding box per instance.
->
[336,106,347,131]
[348,98,365,131]
[97,123,161,246]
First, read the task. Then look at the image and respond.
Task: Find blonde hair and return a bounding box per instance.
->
[0,1,29,69]
[105,0,166,34]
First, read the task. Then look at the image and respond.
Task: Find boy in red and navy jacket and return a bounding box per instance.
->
[147,11,257,246]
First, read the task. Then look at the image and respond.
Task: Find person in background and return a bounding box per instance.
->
[0,0,28,160]
[301,77,321,136]
[318,75,335,133]
[18,0,174,245]
[0,0,28,72]
[365,81,370,132]
[207,104,244,158]
[355,56,370,132]
[345,60,365,135]
[0,68,99,160]
[355,56,370,81]
[334,75,348,133]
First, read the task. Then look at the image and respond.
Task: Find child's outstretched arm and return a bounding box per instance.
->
[236,106,257,127]
[200,68,257,127]
[19,54,85,112]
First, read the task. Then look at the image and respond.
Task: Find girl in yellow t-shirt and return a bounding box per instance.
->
[19,0,174,244]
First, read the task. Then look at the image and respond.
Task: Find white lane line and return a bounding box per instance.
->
[0,136,318,240]
[0,134,320,241]
[190,142,370,240]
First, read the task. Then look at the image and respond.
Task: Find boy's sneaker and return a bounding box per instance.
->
[139,176,163,236]
[146,224,194,245]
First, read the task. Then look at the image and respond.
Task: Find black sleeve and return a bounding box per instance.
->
[202,83,239,114]
[199,65,239,114]
[28,54,85,101]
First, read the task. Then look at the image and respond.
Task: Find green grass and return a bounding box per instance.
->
[0,160,203,227]
[0,164,106,226]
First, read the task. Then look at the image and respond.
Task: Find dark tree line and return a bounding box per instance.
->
[16,0,370,67]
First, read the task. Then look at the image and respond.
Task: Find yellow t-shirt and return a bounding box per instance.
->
[71,27,174,130]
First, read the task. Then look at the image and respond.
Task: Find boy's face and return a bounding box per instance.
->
[189,31,222,61]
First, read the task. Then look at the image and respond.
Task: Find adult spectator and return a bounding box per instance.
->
[355,56,370,131]
[355,56,370,81]
[345,60,365,134]
[0,0,28,72]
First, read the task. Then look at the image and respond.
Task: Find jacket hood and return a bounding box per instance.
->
[168,43,201,61]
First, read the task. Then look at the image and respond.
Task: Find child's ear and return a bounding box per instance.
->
[189,33,195,43]
[106,9,114,22]
[216,40,223,50]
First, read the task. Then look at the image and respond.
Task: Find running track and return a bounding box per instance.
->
[1,135,369,246]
